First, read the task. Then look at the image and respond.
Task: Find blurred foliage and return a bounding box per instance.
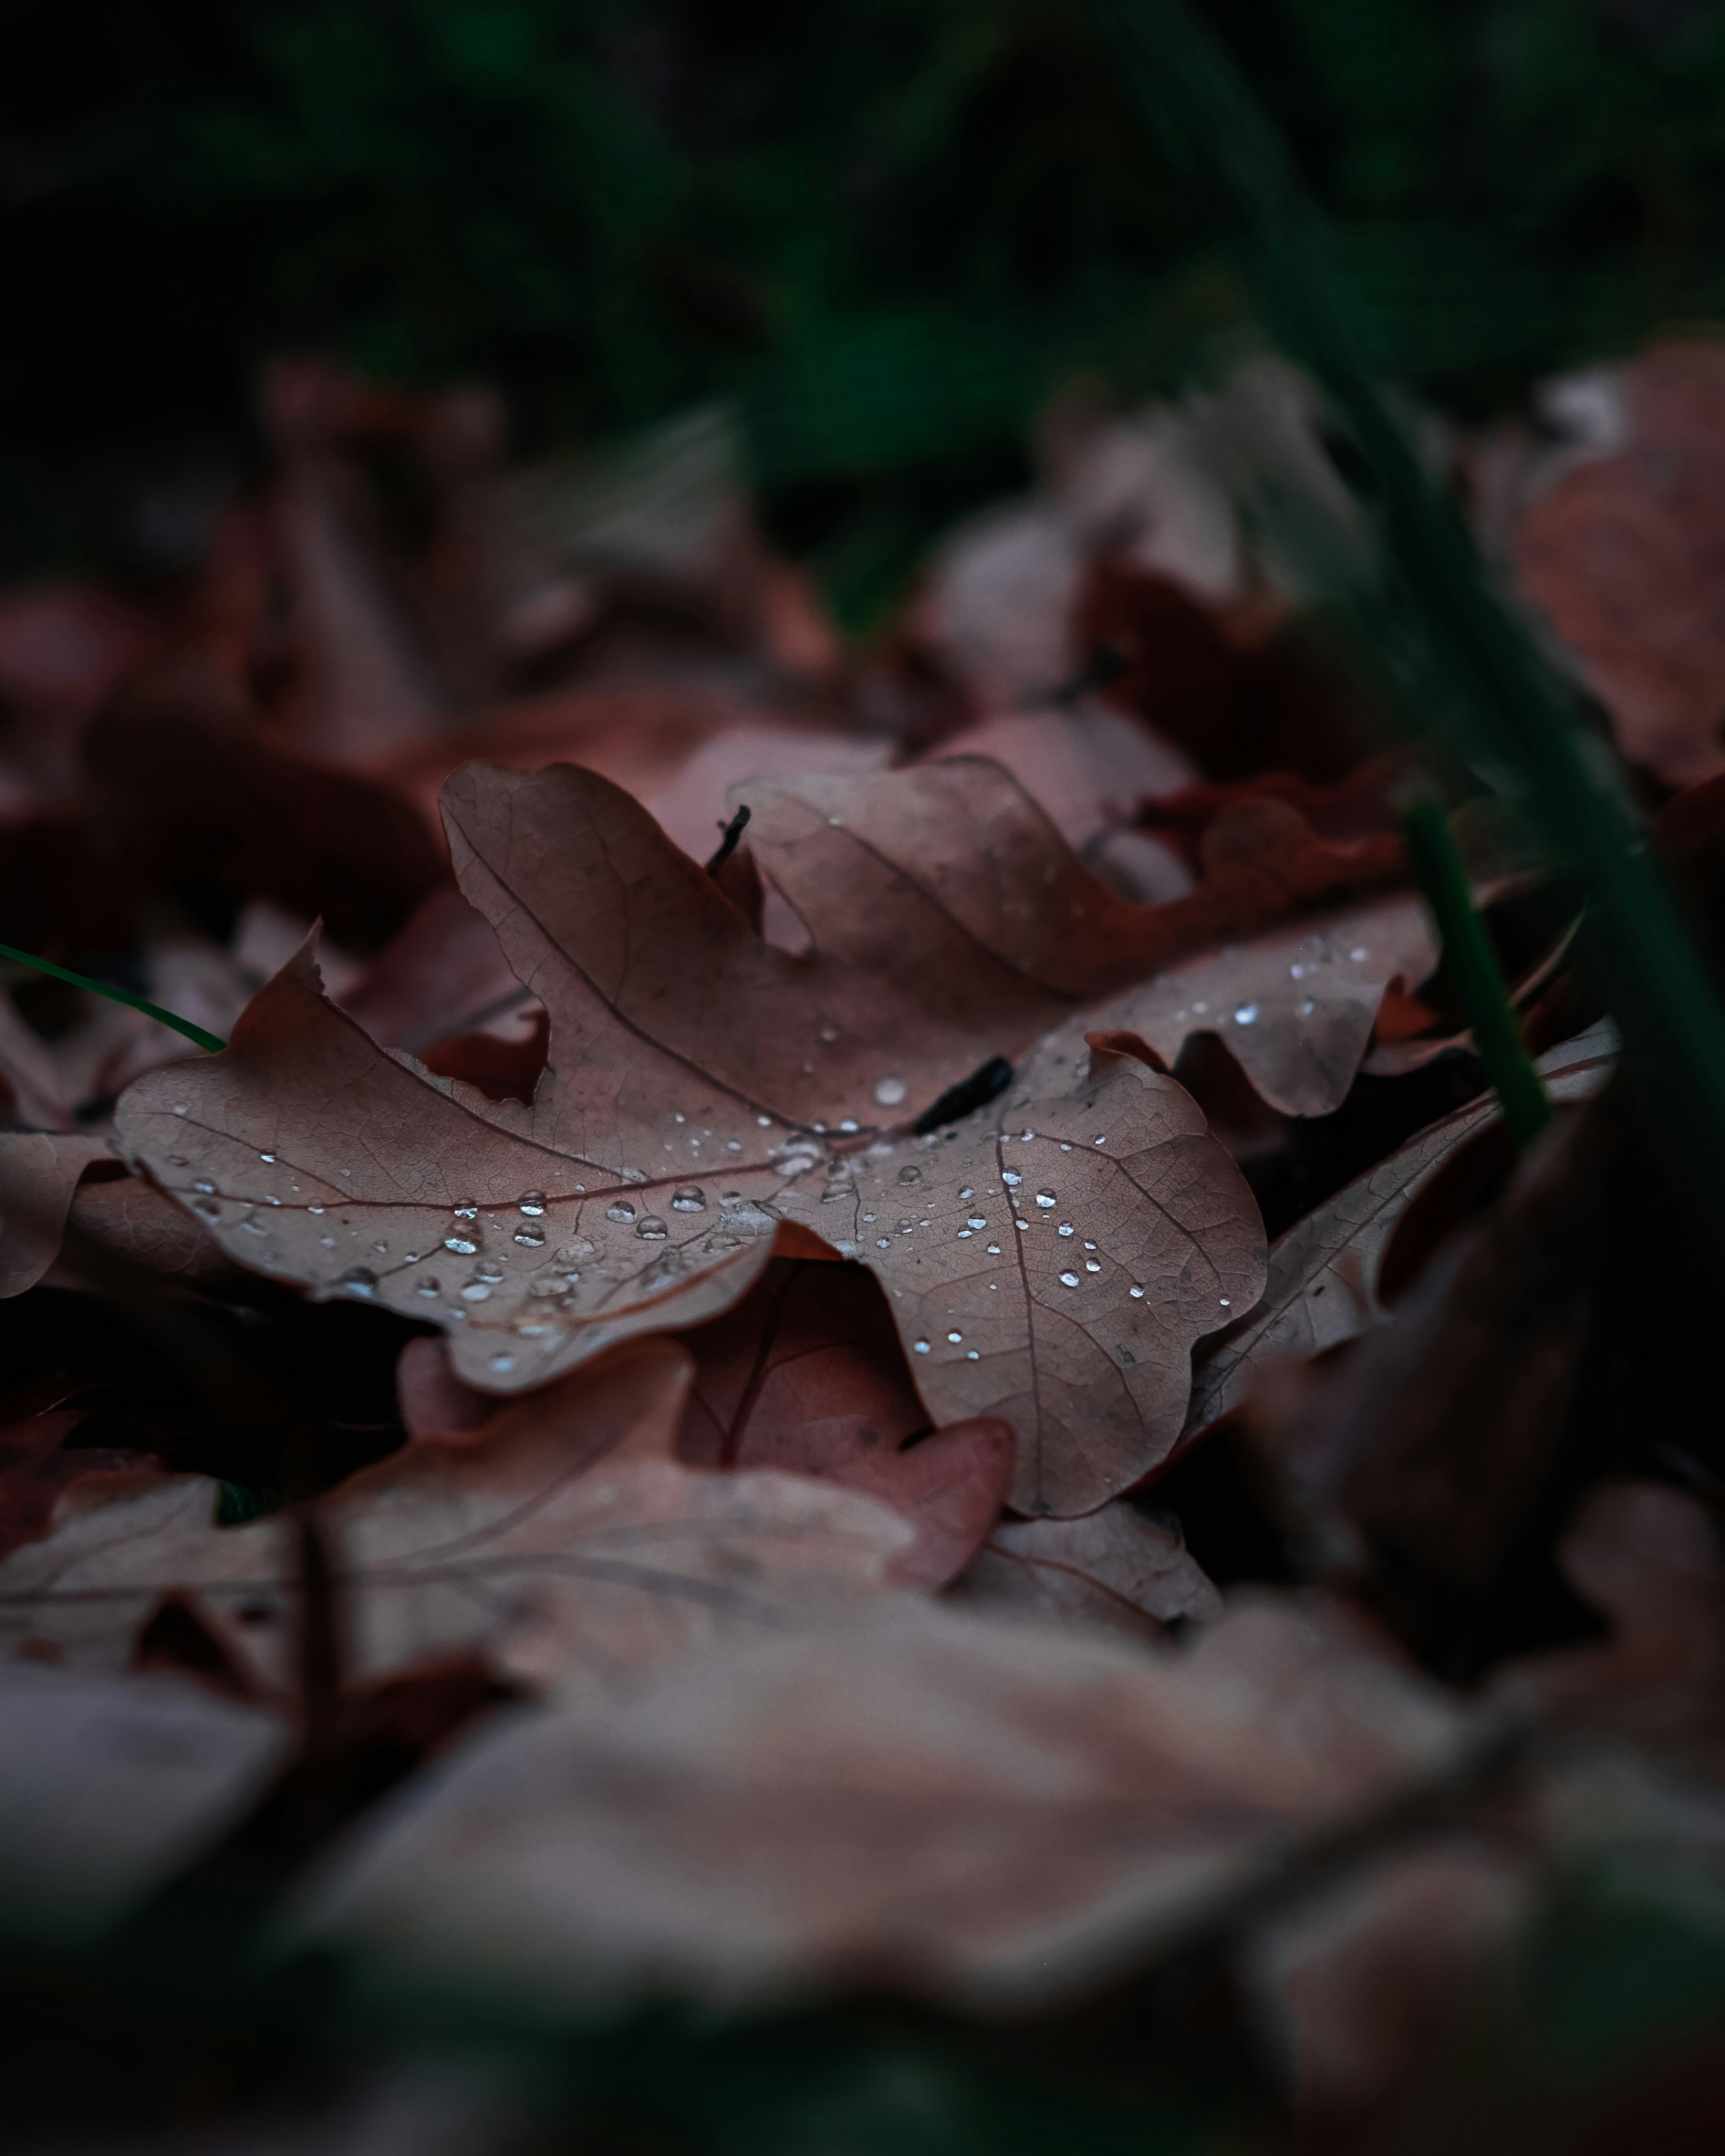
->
[6,0,1725,611]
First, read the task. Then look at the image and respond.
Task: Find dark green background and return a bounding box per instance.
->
[6,0,1725,617]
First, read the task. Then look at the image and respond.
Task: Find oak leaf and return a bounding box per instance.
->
[113,759,1265,1516]
[0,1338,917,1702]
[952,1500,1220,1645]
[1186,1024,1617,1436]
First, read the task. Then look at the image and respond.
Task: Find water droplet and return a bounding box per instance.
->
[1059,1142,1073,1153]
[518,1192,546,1216]
[838,1119,859,1134]
[339,1268,377,1298]
[460,1280,493,1302]
[1083,1239,1097,1251]
[621,1166,647,1184]
[606,1199,637,1224]
[167,1153,188,1167]
[371,1240,388,1254]
[637,1215,668,1239]
[475,1261,505,1282]
[488,1353,515,1372]
[877,1235,891,1248]
[966,1215,988,1230]
[671,1186,706,1211]
[416,1278,441,1298]
[818,1022,839,1044]
[192,1198,220,1221]
[554,1239,594,1265]
[1059,1271,1080,1288]
[1290,963,1305,979]
[172,1104,188,1115]
[1002,1169,1022,1187]
[1020,1129,1036,1142]
[874,1075,907,1109]
[913,1338,930,1354]
[1058,1223,1074,1236]
[452,1201,479,1219]
[826,814,844,828]
[514,1224,546,1246]
[1034,1190,1056,1208]
[1085,1259,1101,1273]
[192,1178,216,1195]
[770,1137,823,1178]
[1298,997,1316,1018]
[240,1213,269,1237]
[308,1203,325,1216]
[1350,947,1369,963]
[318,1234,336,1248]
[1015,1219,1030,1231]
[259,1152,275,1163]
[897,1165,921,1186]
[516,1321,555,1337]
[405,1252,421,1263]
[946,1330,962,1343]
[1129,1284,1145,1298]
[986,1243,1002,1255]
[1092,1136,1107,1147]
[444,1235,478,1255]
[1220,1296,1232,1307]
[1234,1003,1258,1026]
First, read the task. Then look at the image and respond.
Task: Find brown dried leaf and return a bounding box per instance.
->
[0,1339,915,1702]
[1504,340,1725,787]
[1188,1024,1618,1433]
[951,1501,1220,1644]
[292,1592,1468,2012]
[113,761,1264,1516]
[0,1133,113,1296]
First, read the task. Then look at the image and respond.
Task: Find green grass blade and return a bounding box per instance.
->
[1399,794,1552,1149]
[1091,0,1725,1227]
[0,941,226,1056]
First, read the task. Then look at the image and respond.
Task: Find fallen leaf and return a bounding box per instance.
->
[0,1661,285,1943]
[951,1500,1220,1644]
[0,1338,918,1701]
[112,761,1264,1516]
[0,1133,114,1296]
[1187,1024,1619,1434]
[735,758,1411,1014]
[0,1407,158,1559]
[675,1257,1014,1588]
[289,1591,1468,2012]
[1502,340,1725,787]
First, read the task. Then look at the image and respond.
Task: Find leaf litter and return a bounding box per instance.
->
[5,337,1725,2149]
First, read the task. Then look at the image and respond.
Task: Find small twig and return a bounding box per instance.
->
[705,804,752,876]
[1399,791,1551,1147]
[0,939,226,1054]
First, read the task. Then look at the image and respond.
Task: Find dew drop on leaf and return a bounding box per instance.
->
[338,1268,377,1298]
[606,1200,637,1224]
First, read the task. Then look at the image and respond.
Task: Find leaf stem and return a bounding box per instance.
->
[0,941,227,1054]
[1399,795,1550,1147]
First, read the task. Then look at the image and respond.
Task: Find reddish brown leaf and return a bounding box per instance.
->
[1505,340,1725,786]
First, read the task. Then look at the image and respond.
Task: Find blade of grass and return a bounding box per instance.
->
[0,941,226,1055]
[1399,794,1552,1149]
[1090,0,1725,1232]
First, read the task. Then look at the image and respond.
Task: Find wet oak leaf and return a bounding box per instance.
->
[734,759,1415,1014]
[0,1134,115,1297]
[112,761,1263,1517]
[0,1340,917,1702]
